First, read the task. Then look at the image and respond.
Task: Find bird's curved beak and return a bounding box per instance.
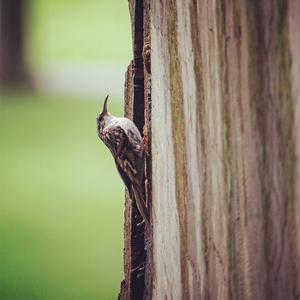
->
[102,95,109,114]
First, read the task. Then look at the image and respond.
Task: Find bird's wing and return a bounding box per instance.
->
[115,158,149,225]
[131,183,150,225]
[102,124,143,186]
[115,160,131,192]
[101,123,149,224]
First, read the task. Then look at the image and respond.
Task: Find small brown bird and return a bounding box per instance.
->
[96,95,149,225]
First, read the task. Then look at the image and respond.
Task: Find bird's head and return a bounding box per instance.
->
[96,95,111,133]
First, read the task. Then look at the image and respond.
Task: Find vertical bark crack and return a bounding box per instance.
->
[119,0,152,299]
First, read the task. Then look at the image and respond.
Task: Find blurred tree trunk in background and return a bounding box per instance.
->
[150,1,300,299]
[0,0,30,87]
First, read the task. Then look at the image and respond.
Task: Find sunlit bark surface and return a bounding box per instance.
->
[151,1,300,299]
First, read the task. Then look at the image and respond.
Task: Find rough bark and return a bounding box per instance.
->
[151,1,300,299]
[120,0,300,299]
[0,0,30,87]
[119,1,152,299]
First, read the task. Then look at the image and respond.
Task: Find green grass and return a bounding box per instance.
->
[0,91,125,300]
[27,0,132,65]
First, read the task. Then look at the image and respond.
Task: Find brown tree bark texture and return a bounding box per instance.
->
[151,1,300,299]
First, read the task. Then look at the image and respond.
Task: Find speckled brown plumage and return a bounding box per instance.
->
[96,95,149,225]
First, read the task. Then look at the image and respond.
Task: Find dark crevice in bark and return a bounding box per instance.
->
[119,0,152,299]
[143,0,153,299]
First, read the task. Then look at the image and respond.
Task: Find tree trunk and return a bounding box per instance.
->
[121,1,300,299]
[0,0,30,87]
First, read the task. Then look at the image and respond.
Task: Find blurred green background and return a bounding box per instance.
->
[0,1,131,299]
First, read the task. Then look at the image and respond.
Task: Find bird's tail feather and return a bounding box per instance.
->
[132,184,150,225]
